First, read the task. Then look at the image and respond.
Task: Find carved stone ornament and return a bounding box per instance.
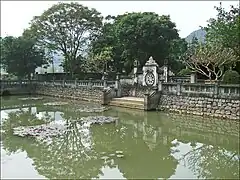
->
[145,56,159,66]
[145,71,155,86]
[142,56,159,87]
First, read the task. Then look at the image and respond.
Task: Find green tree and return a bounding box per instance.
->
[91,13,187,74]
[222,70,240,84]
[182,43,237,80]
[25,2,103,77]
[204,3,240,73]
[0,36,47,80]
[83,46,113,72]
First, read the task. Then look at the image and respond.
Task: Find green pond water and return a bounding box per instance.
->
[1,95,239,179]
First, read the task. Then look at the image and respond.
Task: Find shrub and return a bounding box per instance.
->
[222,70,240,84]
[177,68,192,76]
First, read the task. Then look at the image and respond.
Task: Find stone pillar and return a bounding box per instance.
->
[133,70,138,85]
[102,72,107,89]
[158,80,163,92]
[115,73,120,89]
[62,79,65,87]
[177,82,181,96]
[163,65,168,83]
[75,78,78,87]
[88,78,93,89]
[101,90,107,105]
[133,59,138,83]
[115,72,121,97]
[190,73,196,83]
[133,60,139,97]
[214,81,219,97]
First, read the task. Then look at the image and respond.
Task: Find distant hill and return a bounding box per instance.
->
[185,29,207,44]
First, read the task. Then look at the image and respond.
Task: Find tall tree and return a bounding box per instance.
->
[25,2,103,77]
[1,36,47,80]
[90,13,187,74]
[204,3,240,73]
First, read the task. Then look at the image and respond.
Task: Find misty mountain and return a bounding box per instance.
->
[185,29,207,44]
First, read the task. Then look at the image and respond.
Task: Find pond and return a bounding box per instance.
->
[1,95,239,179]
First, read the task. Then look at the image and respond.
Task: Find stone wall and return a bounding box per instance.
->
[158,95,240,120]
[35,85,103,103]
[121,84,152,98]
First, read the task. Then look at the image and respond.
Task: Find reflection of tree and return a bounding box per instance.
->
[179,144,239,179]
[24,120,104,179]
[0,96,48,110]
[1,112,105,179]
[91,121,178,179]
[2,103,240,179]
[1,109,46,154]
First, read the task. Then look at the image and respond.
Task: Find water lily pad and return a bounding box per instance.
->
[100,156,109,160]
[116,151,123,154]
[12,116,118,143]
[116,154,124,158]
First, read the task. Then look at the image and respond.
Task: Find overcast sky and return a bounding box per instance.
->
[1,1,239,38]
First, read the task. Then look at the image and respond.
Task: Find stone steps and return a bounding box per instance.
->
[109,97,144,110]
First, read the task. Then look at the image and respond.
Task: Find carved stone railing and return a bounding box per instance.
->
[0,80,36,90]
[120,78,134,85]
[162,82,240,99]
[106,81,115,88]
[36,80,115,89]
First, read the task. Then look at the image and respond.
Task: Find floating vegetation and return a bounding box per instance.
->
[43,102,69,106]
[12,116,118,142]
[18,97,44,101]
[116,154,124,158]
[13,123,67,140]
[80,116,118,125]
[100,156,109,160]
[76,107,109,113]
[100,150,124,161]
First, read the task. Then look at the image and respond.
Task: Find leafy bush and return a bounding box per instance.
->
[222,70,240,84]
[177,68,192,76]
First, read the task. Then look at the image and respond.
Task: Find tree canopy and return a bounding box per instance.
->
[182,43,237,80]
[204,3,240,73]
[3,2,239,80]
[181,3,240,80]
[25,2,103,76]
[0,36,47,79]
[90,12,187,74]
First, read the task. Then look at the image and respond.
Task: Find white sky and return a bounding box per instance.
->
[1,1,239,38]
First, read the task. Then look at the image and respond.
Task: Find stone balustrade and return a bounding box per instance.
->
[162,82,239,99]
[1,79,240,120]
[26,80,115,88]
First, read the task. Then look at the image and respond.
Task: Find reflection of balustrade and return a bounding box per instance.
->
[118,115,239,151]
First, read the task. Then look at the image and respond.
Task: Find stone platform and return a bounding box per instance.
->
[109,97,144,110]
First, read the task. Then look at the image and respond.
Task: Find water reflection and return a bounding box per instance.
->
[1,97,239,179]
